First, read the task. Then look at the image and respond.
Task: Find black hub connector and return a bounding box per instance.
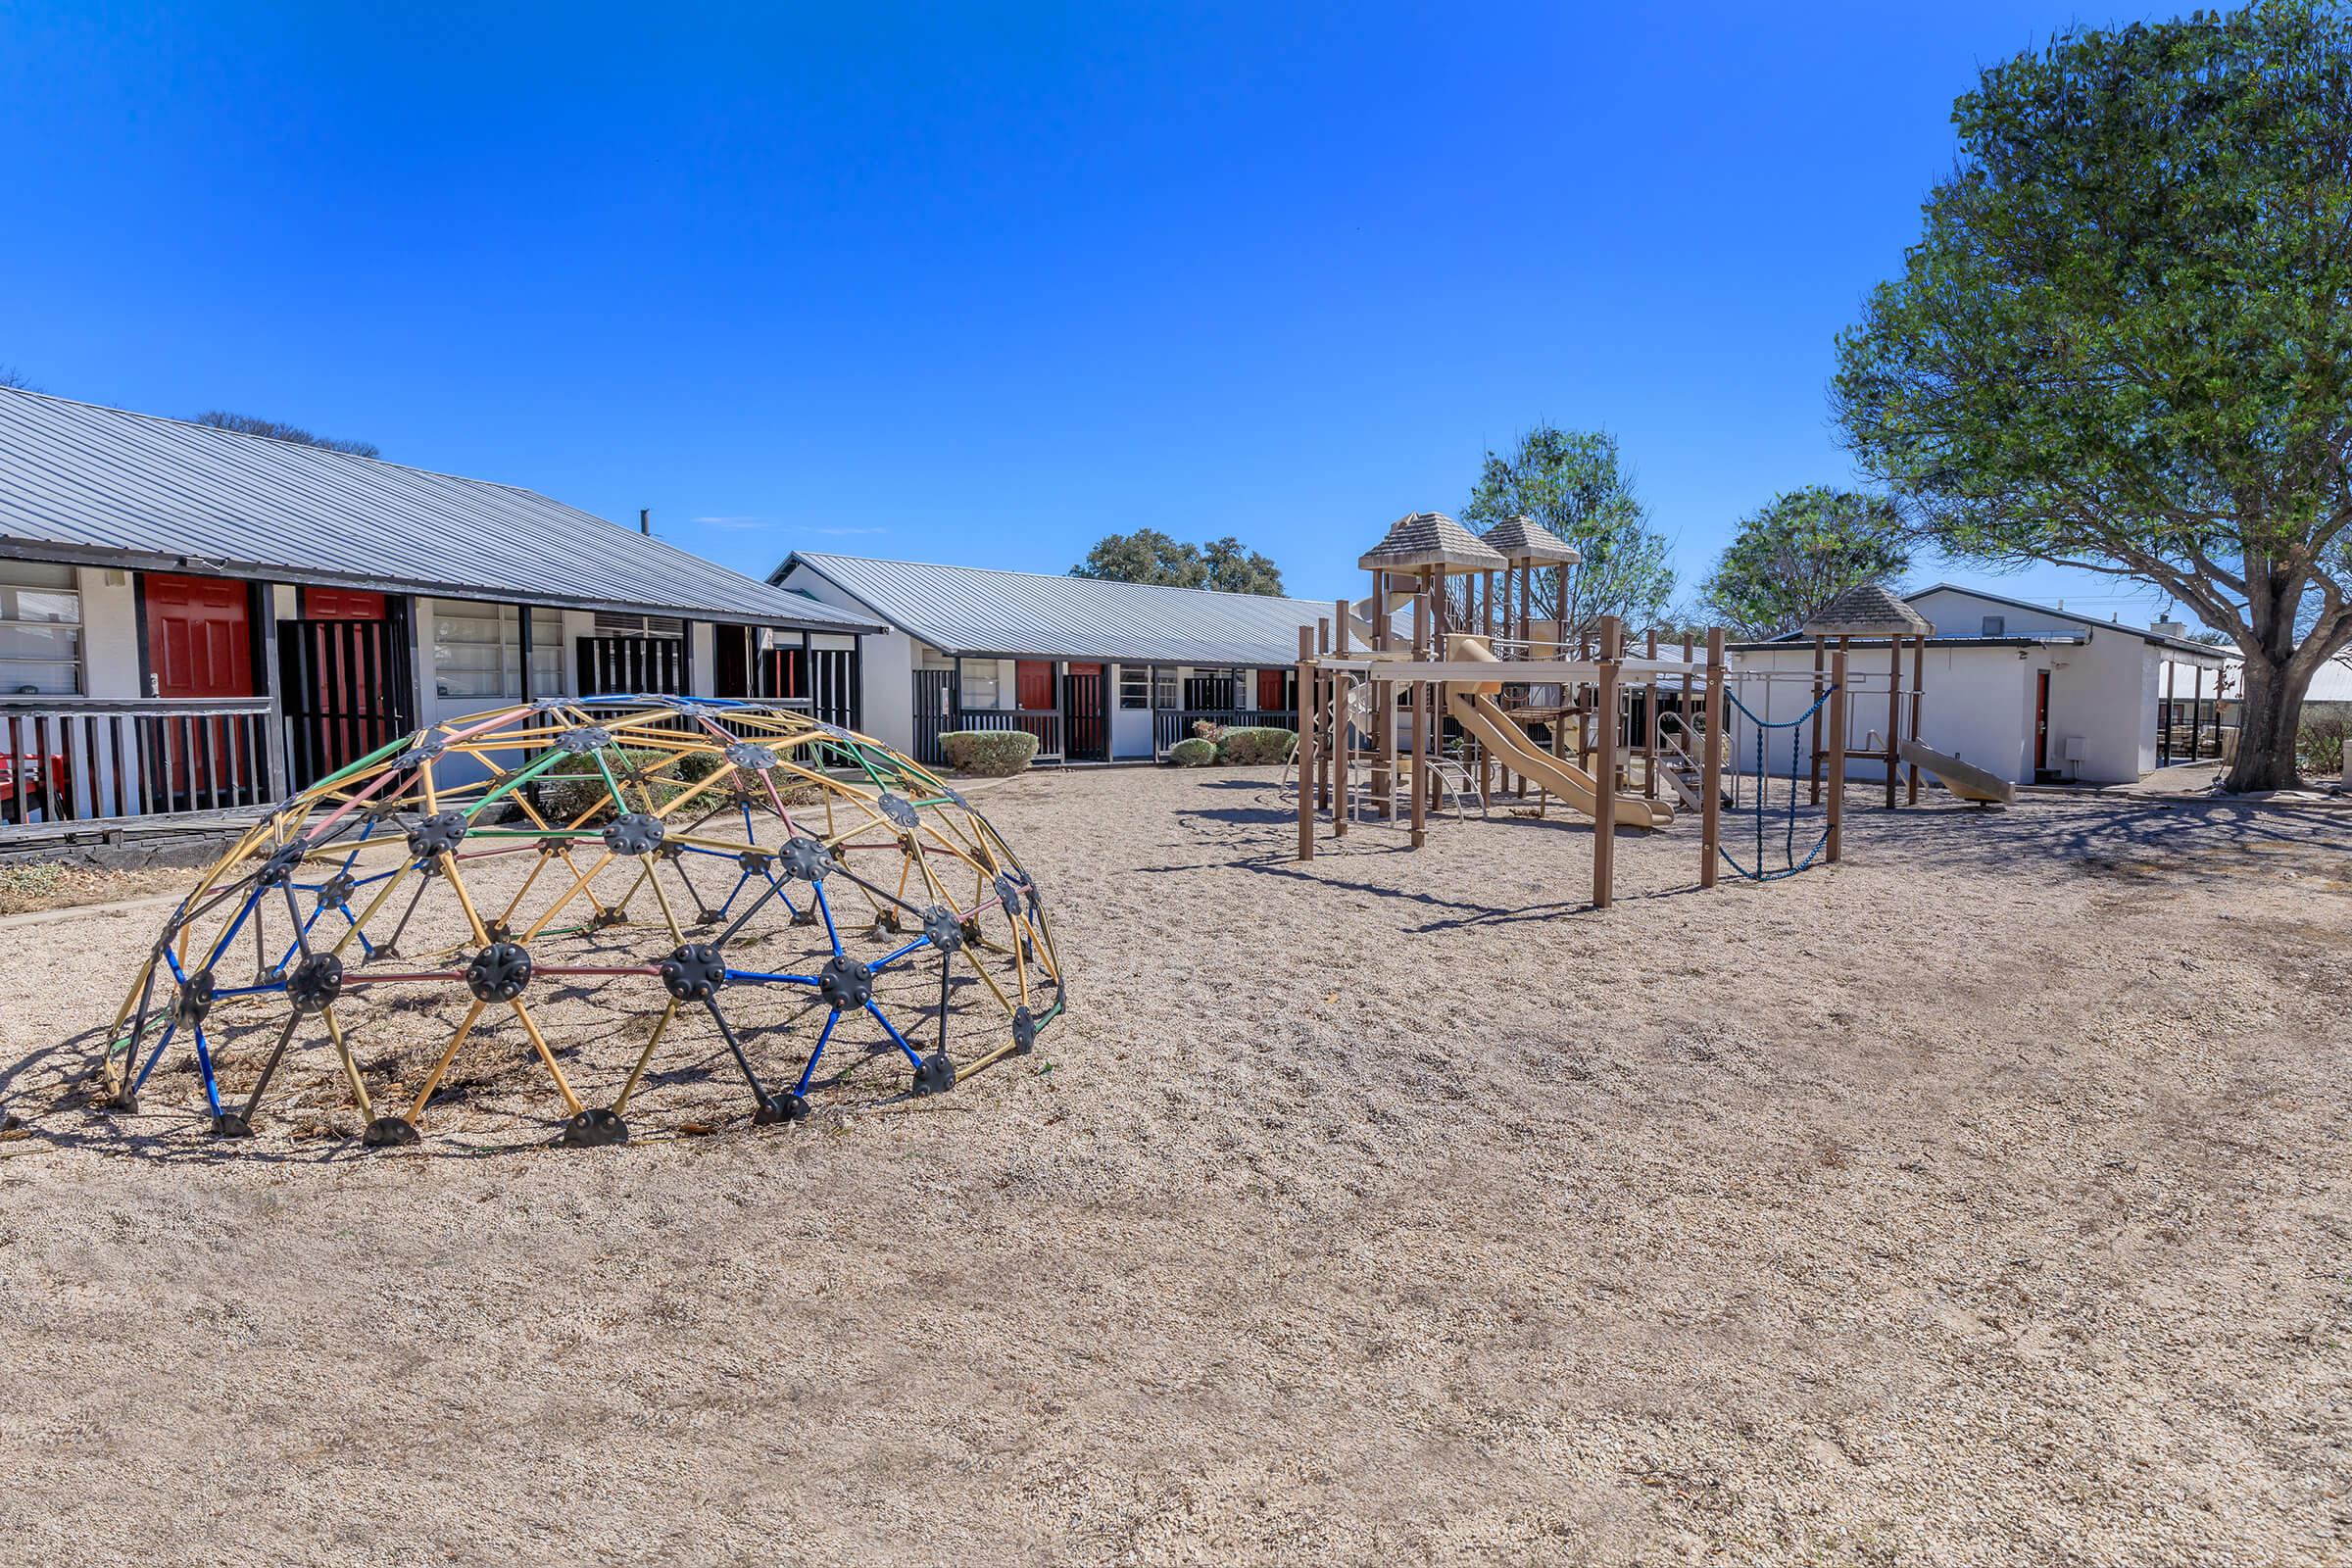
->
[911,1053,956,1095]
[817,956,873,1011]
[559,1108,629,1148]
[173,970,218,1027]
[659,943,727,1002]
[465,942,533,1004]
[922,906,964,953]
[363,1116,420,1148]
[603,812,664,857]
[780,838,832,881]
[286,953,344,1014]
[408,809,467,859]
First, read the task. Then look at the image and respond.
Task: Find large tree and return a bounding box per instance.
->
[1460,425,1674,632]
[1070,529,1284,595]
[193,410,380,459]
[1699,486,1910,639]
[1834,0,2352,791]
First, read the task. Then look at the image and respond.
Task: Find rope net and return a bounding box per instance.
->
[1718,686,1836,883]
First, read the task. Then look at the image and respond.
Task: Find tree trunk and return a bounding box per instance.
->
[2223,654,2307,791]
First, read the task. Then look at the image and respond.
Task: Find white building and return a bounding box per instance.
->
[1729,583,2231,787]
[770,552,1344,763]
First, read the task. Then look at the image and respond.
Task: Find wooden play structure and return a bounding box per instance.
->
[1287,512,1861,909]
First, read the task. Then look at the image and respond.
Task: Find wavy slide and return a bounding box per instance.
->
[1442,635,1673,830]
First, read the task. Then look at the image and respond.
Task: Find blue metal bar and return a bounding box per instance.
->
[869,938,929,973]
[723,968,821,986]
[812,881,842,956]
[131,1020,177,1093]
[188,1025,224,1117]
[794,1009,840,1095]
[865,1001,923,1067]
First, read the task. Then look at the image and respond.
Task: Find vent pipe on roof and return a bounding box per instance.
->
[640,508,651,535]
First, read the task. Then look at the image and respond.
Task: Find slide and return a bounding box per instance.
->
[1442,634,1673,830]
[1897,739,2015,806]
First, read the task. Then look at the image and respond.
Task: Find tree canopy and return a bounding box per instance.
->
[193,411,380,459]
[1070,530,1285,595]
[1699,486,1909,640]
[1460,425,1673,631]
[1833,0,2352,789]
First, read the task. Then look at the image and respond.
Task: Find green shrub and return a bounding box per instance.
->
[2299,713,2350,778]
[1167,737,1217,767]
[539,746,708,825]
[1214,725,1296,766]
[940,729,1038,777]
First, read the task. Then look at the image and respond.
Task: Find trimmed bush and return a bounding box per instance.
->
[1213,725,1296,766]
[1167,737,1217,767]
[941,729,1038,777]
[540,746,710,826]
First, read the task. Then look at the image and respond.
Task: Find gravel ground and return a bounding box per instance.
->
[0,766,2346,1566]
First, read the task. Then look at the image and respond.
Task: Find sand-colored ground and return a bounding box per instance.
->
[0,766,2346,1566]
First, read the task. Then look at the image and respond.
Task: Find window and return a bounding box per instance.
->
[0,562,81,695]
[1118,664,1150,710]
[1981,614,2005,636]
[958,662,1000,709]
[433,602,560,699]
[1152,667,1179,710]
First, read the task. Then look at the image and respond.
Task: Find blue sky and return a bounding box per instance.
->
[0,2,2183,626]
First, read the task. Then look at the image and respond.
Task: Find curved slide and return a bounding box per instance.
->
[1442,634,1673,830]
[1897,739,2014,806]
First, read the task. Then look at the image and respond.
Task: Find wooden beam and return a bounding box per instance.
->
[1409,582,1429,848]
[1886,635,1902,809]
[1296,624,1315,861]
[1592,615,1621,908]
[1907,633,1925,805]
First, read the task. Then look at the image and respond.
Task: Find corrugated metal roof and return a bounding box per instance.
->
[0,387,877,632]
[779,552,1346,663]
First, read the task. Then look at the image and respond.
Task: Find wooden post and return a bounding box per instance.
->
[1700,626,1724,890]
[1592,615,1621,908]
[1401,585,1420,846]
[1809,634,1826,804]
[1371,570,1395,819]
[1642,627,1659,800]
[2163,657,2178,763]
[1886,635,1902,808]
[1296,625,1315,860]
[1827,649,1847,863]
[1907,633,1924,805]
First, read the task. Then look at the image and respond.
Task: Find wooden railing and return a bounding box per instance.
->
[0,697,276,830]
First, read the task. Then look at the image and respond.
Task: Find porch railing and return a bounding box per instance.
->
[948,708,1062,760]
[1152,708,1261,756]
[0,697,276,831]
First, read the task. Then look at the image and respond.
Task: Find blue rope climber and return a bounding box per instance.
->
[1718,685,1838,882]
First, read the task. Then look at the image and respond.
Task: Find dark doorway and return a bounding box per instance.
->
[578,635,685,696]
[714,625,753,699]
[279,614,415,789]
[1063,663,1105,761]
[2034,669,2052,776]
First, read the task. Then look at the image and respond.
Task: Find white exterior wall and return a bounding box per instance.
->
[1728,643,2046,786]
[776,565,910,752]
[77,565,141,699]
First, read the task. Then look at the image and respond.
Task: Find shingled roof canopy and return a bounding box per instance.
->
[1801,582,1936,638]
[1480,514,1582,564]
[1356,511,1507,574]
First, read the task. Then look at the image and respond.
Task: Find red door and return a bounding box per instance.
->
[1015,661,1054,710]
[145,573,254,698]
[1257,668,1287,711]
[2034,670,2051,774]
[144,573,256,806]
[303,586,385,619]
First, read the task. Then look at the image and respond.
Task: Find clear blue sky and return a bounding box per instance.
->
[0,2,2182,625]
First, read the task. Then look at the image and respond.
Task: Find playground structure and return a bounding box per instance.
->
[1282,512,1960,908]
[93,696,1062,1148]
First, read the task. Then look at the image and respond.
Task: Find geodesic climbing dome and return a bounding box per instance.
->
[96,697,1063,1148]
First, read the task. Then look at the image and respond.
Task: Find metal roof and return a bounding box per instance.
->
[1906,582,2224,658]
[0,387,877,633]
[778,552,1346,663]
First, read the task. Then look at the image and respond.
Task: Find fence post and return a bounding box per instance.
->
[1592,615,1621,908]
[1700,626,1724,890]
[1297,625,1315,860]
[1828,648,1847,863]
